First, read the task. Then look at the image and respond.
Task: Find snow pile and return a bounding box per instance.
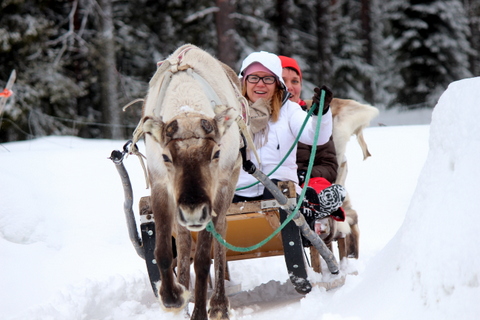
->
[327,76,480,320]
[1,77,479,319]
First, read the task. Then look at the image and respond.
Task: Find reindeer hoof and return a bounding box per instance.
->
[208,300,230,320]
[159,283,190,311]
[208,308,230,320]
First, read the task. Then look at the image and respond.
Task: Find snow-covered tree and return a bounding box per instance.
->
[2,0,478,142]
[464,0,480,76]
[0,0,90,142]
[231,0,278,65]
[330,0,371,101]
[384,0,473,109]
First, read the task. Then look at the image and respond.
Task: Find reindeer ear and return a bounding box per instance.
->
[214,105,237,136]
[143,116,165,145]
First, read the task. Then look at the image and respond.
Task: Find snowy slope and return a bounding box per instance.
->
[1,77,479,319]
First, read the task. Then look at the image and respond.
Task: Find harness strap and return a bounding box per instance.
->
[187,68,223,107]
[235,115,260,164]
[128,47,196,184]
[128,45,260,188]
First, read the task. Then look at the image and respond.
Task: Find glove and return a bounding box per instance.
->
[297,169,307,186]
[312,85,333,115]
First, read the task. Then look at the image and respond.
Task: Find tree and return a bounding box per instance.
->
[231,0,278,59]
[215,0,238,68]
[465,0,480,76]
[315,0,333,85]
[330,0,370,101]
[361,0,374,103]
[96,0,122,139]
[0,0,88,142]
[385,0,473,109]
[275,0,294,57]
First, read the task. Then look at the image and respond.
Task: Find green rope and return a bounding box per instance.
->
[235,103,317,191]
[235,104,316,191]
[207,90,326,252]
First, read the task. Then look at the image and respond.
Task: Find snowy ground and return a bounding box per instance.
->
[1,77,479,319]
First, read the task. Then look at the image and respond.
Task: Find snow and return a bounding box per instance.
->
[1,77,479,319]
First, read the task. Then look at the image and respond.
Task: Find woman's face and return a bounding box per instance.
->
[245,71,277,103]
[282,68,302,103]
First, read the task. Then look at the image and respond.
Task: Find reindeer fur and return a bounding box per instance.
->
[141,44,242,320]
[312,98,377,267]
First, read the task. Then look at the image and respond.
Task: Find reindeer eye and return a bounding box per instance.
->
[213,150,220,160]
[162,154,171,163]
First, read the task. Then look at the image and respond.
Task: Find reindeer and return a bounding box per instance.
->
[331,98,379,186]
[133,44,244,320]
[310,98,378,270]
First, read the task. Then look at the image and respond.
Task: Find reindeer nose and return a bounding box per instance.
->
[178,203,211,231]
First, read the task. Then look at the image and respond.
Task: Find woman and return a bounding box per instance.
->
[233,51,344,222]
[280,55,346,224]
[279,55,338,184]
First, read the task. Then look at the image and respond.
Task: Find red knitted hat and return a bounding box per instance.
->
[279,55,302,80]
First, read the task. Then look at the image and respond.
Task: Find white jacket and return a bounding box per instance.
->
[235,100,333,197]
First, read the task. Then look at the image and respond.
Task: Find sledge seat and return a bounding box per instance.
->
[191,180,297,261]
[137,181,297,262]
[138,180,327,292]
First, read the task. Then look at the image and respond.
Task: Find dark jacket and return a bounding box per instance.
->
[296,99,338,183]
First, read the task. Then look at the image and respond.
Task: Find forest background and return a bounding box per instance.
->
[0,0,479,142]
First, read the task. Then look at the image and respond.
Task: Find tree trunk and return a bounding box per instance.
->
[276,0,292,57]
[315,0,332,85]
[361,0,373,103]
[215,0,237,69]
[465,0,480,76]
[97,0,122,139]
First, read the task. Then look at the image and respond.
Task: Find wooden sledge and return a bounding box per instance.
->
[110,144,347,298]
[137,180,345,295]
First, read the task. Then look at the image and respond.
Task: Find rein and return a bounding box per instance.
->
[235,102,317,191]
[207,91,326,252]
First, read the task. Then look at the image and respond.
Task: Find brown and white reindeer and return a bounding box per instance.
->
[311,98,378,270]
[133,44,244,320]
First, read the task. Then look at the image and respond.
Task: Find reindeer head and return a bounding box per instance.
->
[143,108,236,231]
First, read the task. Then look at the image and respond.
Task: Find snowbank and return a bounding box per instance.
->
[1,77,479,319]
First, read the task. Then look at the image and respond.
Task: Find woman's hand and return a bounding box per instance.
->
[312,85,333,115]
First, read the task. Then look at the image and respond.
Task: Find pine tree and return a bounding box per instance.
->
[232,0,278,60]
[0,0,88,141]
[464,0,480,76]
[330,0,371,101]
[385,0,473,109]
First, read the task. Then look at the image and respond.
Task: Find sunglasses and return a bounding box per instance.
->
[245,75,277,85]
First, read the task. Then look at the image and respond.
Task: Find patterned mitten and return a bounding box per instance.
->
[316,184,346,219]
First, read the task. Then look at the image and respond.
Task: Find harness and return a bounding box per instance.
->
[127,45,258,188]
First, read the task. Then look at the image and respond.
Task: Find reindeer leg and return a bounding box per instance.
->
[176,224,192,290]
[337,237,347,260]
[207,172,238,320]
[176,224,193,318]
[152,188,189,310]
[208,218,229,320]
[191,229,213,320]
